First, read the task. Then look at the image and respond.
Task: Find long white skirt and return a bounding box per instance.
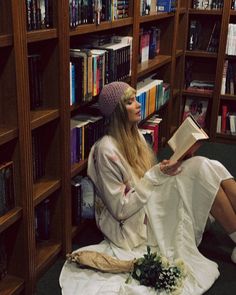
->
[60,156,233,295]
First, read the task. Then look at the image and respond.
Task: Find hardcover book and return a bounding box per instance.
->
[168,115,209,162]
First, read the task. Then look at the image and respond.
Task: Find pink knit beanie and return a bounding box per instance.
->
[98,82,130,117]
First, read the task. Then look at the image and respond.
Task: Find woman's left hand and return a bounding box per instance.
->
[160,159,182,176]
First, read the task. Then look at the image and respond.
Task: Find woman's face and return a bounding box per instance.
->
[125,95,141,124]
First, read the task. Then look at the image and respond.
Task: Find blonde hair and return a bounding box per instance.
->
[106,86,156,178]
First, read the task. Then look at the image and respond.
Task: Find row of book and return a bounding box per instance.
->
[136,74,170,120]
[188,19,220,52]
[71,175,95,225]
[32,131,45,182]
[221,60,236,95]
[35,198,50,241]
[192,0,224,10]
[232,0,236,10]
[69,0,129,28]
[0,235,7,280]
[0,162,15,218]
[139,26,161,63]
[217,105,236,135]
[226,23,236,56]
[28,54,43,110]
[26,0,53,31]
[69,35,132,105]
[139,115,162,154]
[71,114,105,165]
[140,0,176,15]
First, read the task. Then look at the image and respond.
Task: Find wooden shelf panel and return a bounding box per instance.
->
[182,90,214,98]
[26,29,58,43]
[185,50,218,58]
[230,10,236,16]
[216,133,236,143]
[137,55,172,78]
[71,159,88,178]
[30,108,60,130]
[220,94,236,101]
[0,34,13,47]
[188,9,223,15]
[179,8,187,14]
[33,178,61,206]
[36,241,62,278]
[176,49,183,57]
[0,274,24,295]
[0,126,18,145]
[0,207,22,234]
[139,12,174,23]
[70,17,133,36]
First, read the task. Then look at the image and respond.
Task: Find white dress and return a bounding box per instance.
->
[60,135,233,295]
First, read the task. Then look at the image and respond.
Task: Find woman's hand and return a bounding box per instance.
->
[160,159,182,176]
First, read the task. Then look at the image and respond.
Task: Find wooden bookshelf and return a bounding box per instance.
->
[1,0,235,294]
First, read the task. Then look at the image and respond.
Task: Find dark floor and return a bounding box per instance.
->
[36,142,236,295]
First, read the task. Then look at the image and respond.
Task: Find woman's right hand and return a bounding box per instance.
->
[160,159,182,176]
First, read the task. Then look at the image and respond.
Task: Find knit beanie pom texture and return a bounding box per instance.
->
[98,82,130,117]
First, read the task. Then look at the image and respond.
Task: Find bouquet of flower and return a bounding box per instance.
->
[128,246,187,294]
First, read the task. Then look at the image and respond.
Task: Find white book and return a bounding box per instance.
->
[168,115,209,162]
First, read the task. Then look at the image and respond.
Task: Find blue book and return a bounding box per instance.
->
[157,0,176,13]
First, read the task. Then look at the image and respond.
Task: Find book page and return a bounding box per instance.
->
[168,116,209,161]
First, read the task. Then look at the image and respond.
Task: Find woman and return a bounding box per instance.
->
[60,82,236,295]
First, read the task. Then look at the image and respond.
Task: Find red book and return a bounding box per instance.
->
[142,121,160,154]
[221,105,228,133]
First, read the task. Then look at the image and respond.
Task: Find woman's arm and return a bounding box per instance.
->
[88,146,154,222]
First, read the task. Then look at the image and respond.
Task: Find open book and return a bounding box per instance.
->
[168,115,209,162]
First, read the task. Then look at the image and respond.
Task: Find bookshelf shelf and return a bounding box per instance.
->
[33,178,61,206]
[0,126,18,145]
[188,9,223,15]
[137,55,172,77]
[230,10,236,16]
[0,34,13,47]
[36,241,62,278]
[71,160,88,178]
[30,109,60,130]
[139,12,174,23]
[182,89,214,98]
[0,274,24,295]
[179,8,187,14]
[0,207,22,234]
[70,17,133,36]
[176,49,183,57]
[27,29,58,43]
[185,50,218,58]
[220,94,236,101]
